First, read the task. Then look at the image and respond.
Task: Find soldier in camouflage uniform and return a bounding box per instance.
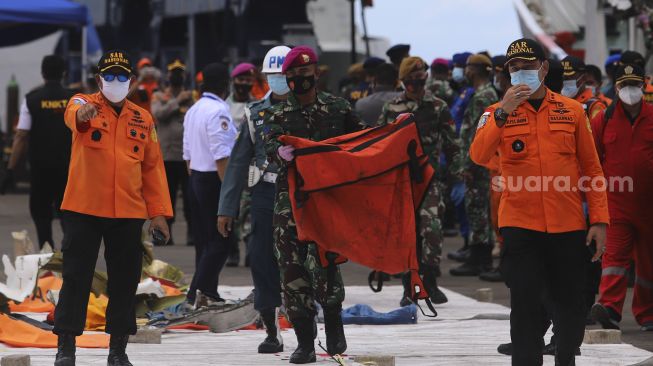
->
[426,58,455,105]
[450,54,499,276]
[262,46,362,364]
[377,56,464,306]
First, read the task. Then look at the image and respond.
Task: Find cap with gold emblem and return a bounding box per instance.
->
[281,46,318,73]
[615,64,645,84]
[167,59,186,71]
[505,38,546,64]
[398,56,427,80]
[561,56,586,77]
[98,50,133,74]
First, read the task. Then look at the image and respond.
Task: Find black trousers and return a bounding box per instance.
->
[53,211,144,336]
[501,227,588,366]
[29,164,68,249]
[187,170,229,302]
[249,182,282,311]
[164,161,192,231]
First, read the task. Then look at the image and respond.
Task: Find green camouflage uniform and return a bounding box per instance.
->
[377,91,463,267]
[459,82,498,247]
[262,91,362,321]
[426,78,455,106]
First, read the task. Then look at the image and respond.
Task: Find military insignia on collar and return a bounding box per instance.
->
[477,112,490,129]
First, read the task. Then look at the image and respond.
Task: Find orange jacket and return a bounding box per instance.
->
[470,88,609,233]
[575,88,608,120]
[61,92,173,219]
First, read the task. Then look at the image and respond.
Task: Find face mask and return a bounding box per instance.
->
[586,86,596,96]
[561,79,579,97]
[234,83,253,96]
[403,78,426,93]
[618,86,643,105]
[287,74,316,95]
[266,74,290,95]
[101,78,130,103]
[452,67,465,83]
[510,65,543,94]
[493,75,504,91]
[169,73,184,87]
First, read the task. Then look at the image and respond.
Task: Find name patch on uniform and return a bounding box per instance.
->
[477,112,490,129]
[505,116,529,127]
[549,115,574,123]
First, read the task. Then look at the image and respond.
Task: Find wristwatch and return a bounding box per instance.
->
[494,108,509,122]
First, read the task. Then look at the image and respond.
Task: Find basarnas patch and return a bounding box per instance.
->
[477,111,490,129]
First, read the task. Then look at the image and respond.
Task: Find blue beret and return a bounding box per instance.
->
[605,53,621,68]
[452,52,472,66]
[363,57,385,70]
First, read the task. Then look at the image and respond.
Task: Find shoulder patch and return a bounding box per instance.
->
[477,111,490,129]
[220,117,230,131]
[150,128,158,143]
[72,97,87,105]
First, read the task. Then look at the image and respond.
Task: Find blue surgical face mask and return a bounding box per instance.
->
[510,65,543,94]
[266,73,290,95]
[561,79,579,97]
[452,67,465,83]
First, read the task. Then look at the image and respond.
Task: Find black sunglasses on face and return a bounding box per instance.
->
[101,73,130,82]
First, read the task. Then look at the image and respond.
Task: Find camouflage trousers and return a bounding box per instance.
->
[418,179,445,267]
[273,190,345,321]
[464,164,492,247]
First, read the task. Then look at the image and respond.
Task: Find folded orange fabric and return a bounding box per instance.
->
[0,313,109,348]
[9,275,62,313]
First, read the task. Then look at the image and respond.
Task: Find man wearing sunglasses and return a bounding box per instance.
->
[53,50,172,366]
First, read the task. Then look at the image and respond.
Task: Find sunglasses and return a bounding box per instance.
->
[101,73,130,82]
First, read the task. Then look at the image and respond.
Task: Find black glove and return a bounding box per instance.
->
[0,169,15,194]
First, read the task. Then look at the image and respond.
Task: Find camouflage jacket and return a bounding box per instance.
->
[262,91,363,192]
[377,91,463,182]
[426,78,454,105]
[459,82,499,170]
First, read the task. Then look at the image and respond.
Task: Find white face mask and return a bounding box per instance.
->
[618,86,644,105]
[101,79,131,103]
[561,79,579,97]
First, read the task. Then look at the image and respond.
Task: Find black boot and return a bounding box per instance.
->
[289,317,316,364]
[54,334,76,366]
[324,305,347,356]
[447,235,470,262]
[422,265,448,304]
[479,267,504,282]
[450,243,492,276]
[258,308,283,353]
[107,335,133,366]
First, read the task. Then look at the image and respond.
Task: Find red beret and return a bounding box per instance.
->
[431,58,449,68]
[230,62,256,78]
[281,46,318,74]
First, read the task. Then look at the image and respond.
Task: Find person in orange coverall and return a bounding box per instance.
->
[590,63,653,333]
[52,50,172,366]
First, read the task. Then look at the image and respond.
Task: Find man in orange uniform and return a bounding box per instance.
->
[470,38,609,366]
[53,50,172,366]
[561,56,608,120]
[590,64,653,332]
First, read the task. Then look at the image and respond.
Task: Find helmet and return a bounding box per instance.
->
[262,45,292,73]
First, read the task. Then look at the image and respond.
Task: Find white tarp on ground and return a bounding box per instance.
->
[1,286,651,365]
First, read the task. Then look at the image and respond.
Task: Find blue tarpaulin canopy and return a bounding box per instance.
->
[0,0,101,54]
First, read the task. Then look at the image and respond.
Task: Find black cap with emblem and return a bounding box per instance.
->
[505,38,546,65]
[98,49,133,74]
[561,56,586,78]
[615,64,645,85]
